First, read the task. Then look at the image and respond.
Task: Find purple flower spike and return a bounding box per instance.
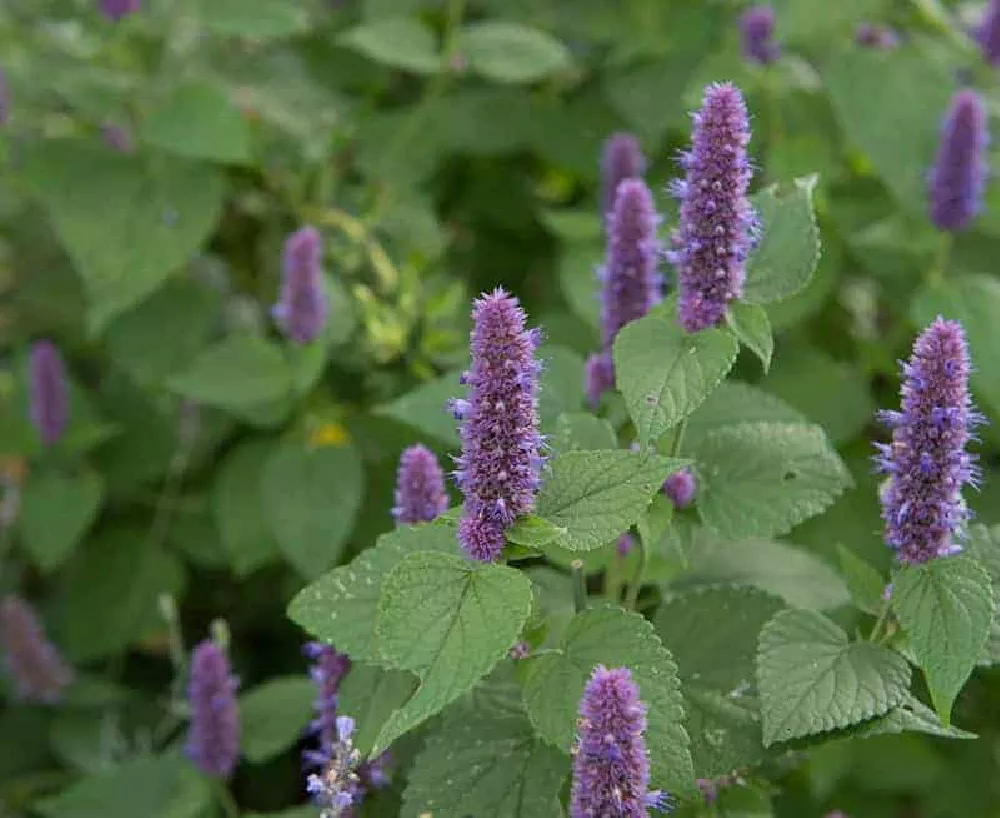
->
[0,69,9,125]
[454,289,544,563]
[928,89,989,233]
[875,318,983,565]
[304,642,352,770]
[740,6,780,65]
[570,665,673,817]
[669,83,756,333]
[185,640,240,779]
[102,124,134,154]
[99,0,140,19]
[29,340,69,448]
[855,22,900,49]
[0,595,73,704]
[979,0,1000,65]
[392,445,449,525]
[601,133,647,217]
[274,226,328,344]
[663,469,696,509]
[585,352,614,411]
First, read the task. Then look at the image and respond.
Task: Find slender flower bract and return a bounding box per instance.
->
[740,6,780,65]
[273,226,328,344]
[928,89,989,232]
[453,289,544,563]
[570,665,672,817]
[978,0,1000,65]
[601,133,646,216]
[29,340,69,448]
[186,640,240,779]
[0,595,73,703]
[664,469,697,509]
[669,83,756,332]
[875,317,983,565]
[392,444,449,525]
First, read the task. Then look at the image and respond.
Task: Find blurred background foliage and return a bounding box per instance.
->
[2,0,1000,816]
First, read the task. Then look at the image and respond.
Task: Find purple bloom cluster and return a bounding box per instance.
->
[453,289,544,563]
[979,0,1000,66]
[601,133,646,217]
[274,226,328,344]
[617,532,635,558]
[740,6,780,65]
[663,469,697,508]
[29,340,69,448]
[185,640,240,779]
[392,444,449,525]
[570,665,672,817]
[307,715,362,817]
[0,595,73,703]
[928,90,989,233]
[304,642,352,770]
[99,0,141,19]
[669,83,756,333]
[855,22,900,49]
[875,318,983,565]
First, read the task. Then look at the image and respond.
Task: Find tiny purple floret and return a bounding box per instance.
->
[454,289,544,563]
[392,444,449,525]
[29,340,69,448]
[669,83,756,333]
[740,6,780,65]
[601,133,647,217]
[185,640,240,779]
[663,469,696,509]
[928,89,989,233]
[875,318,983,565]
[0,595,73,704]
[274,226,328,344]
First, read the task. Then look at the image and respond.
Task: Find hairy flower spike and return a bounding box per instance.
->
[186,640,240,779]
[669,83,756,333]
[99,0,141,19]
[740,6,780,65]
[274,226,327,344]
[0,595,73,703]
[571,665,672,817]
[928,89,989,232]
[392,445,449,525]
[307,716,363,818]
[979,0,1000,65]
[664,469,697,509]
[875,318,983,565]
[601,133,647,216]
[455,289,544,563]
[585,352,614,411]
[304,642,351,770]
[29,340,69,448]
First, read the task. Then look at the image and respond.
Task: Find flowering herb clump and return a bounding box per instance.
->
[928,89,989,233]
[452,289,544,563]
[875,317,982,564]
[185,640,240,779]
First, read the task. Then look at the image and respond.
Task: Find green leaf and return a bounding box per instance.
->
[22,141,224,331]
[142,82,252,164]
[614,306,739,447]
[240,677,315,763]
[505,515,565,551]
[654,586,785,778]
[824,45,955,213]
[212,440,281,576]
[836,544,886,616]
[695,422,852,540]
[104,278,222,385]
[338,663,419,758]
[168,334,292,410]
[523,606,695,795]
[891,556,994,723]
[512,450,686,552]
[374,370,462,446]
[461,22,573,84]
[682,381,807,450]
[726,302,773,372]
[371,552,533,753]
[260,443,364,576]
[287,524,459,662]
[852,695,978,741]
[743,175,821,304]
[35,755,211,818]
[338,18,442,74]
[756,609,911,746]
[402,684,567,818]
[911,274,1000,421]
[18,471,103,572]
[551,412,617,454]
[192,0,309,38]
[966,525,1000,667]
[538,345,585,429]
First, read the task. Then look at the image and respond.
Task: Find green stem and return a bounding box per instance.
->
[571,560,587,613]
[869,594,892,644]
[670,419,688,459]
[927,232,952,285]
[212,780,240,818]
[624,536,648,611]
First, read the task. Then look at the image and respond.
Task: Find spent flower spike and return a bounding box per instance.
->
[0,595,73,704]
[740,6,780,65]
[570,665,673,817]
[928,89,989,233]
[453,289,544,563]
[669,82,756,332]
[392,444,449,525]
[29,340,69,448]
[601,132,647,217]
[274,225,328,344]
[875,317,983,564]
[185,639,240,779]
